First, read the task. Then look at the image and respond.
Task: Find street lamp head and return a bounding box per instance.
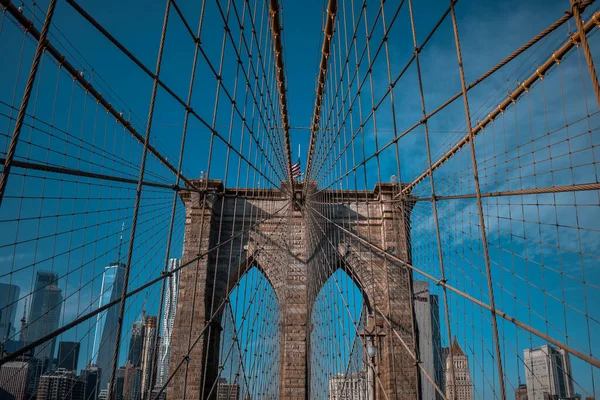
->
[367,343,377,358]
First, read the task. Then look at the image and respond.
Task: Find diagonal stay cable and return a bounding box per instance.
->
[3,0,284,192]
[64,0,288,190]
[304,202,449,400]
[107,1,171,394]
[0,199,290,366]
[310,3,597,194]
[0,0,57,207]
[0,0,196,190]
[154,199,292,399]
[233,0,289,170]
[169,0,288,179]
[400,8,600,196]
[0,157,182,191]
[308,0,446,186]
[0,101,174,185]
[306,203,600,370]
[305,0,337,190]
[195,0,289,181]
[268,0,294,188]
[309,0,575,186]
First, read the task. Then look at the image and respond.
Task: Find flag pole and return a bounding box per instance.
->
[297,144,301,182]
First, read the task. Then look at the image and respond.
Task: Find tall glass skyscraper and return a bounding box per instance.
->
[128,320,145,368]
[27,271,63,372]
[154,259,181,389]
[91,262,125,391]
[0,283,20,340]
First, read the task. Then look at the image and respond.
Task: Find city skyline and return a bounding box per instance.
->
[0,0,599,397]
[0,258,177,399]
[0,264,594,399]
[0,259,595,399]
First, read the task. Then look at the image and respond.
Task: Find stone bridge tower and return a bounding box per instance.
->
[167,180,418,399]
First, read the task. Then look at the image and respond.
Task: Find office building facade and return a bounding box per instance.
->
[140,315,157,399]
[216,378,240,400]
[0,283,20,340]
[154,259,181,390]
[0,360,33,400]
[122,362,142,400]
[524,345,574,400]
[155,258,181,387]
[128,320,145,368]
[444,338,473,400]
[515,383,528,400]
[92,262,125,390]
[36,368,85,400]
[328,373,367,400]
[26,272,63,374]
[413,280,443,400]
[81,364,101,400]
[57,341,80,372]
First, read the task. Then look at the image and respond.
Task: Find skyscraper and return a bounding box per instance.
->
[81,364,101,400]
[515,382,528,400]
[57,341,80,372]
[140,315,157,399]
[524,345,574,400]
[328,373,367,400]
[444,338,473,400]
[128,320,145,368]
[91,262,125,391]
[0,283,20,340]
[36,368,85,400]
[110,366,126,400]
[121,362,142,400]
[216,378,240,400]
[413,280,443,400]
[27,271,63,373]
[154,259,181,390]
[0,360,33,400]
[19,304,28,342]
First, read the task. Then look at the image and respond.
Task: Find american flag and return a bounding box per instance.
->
[291,159,301,179]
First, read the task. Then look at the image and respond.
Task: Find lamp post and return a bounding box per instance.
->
[359,314,385,400]
[367,336,377,400]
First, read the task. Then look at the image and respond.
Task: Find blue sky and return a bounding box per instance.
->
[1,0,600,398]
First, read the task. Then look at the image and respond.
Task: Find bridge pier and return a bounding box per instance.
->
[168,181,417,399]
[280,207,309,399]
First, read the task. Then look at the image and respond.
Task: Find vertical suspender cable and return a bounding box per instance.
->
[0,0,57,206]
[108,1,172,397]
[268,0,295,190]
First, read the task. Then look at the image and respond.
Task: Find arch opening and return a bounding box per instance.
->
[310,268,369,399]
[215,265,280,399]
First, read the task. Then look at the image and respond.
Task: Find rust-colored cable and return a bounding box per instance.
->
[401,11,600,196]
[0,0,57,206]
[305,0,337,186]
[269,0,294,190]
[571,0,600,107]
